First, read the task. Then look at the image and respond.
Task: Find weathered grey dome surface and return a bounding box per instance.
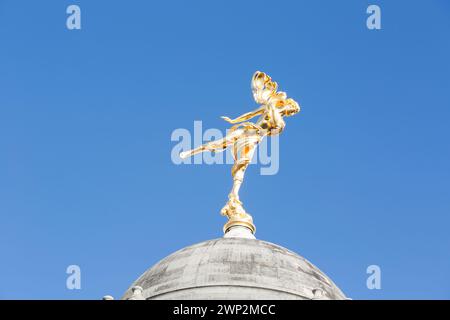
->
[122,237,346,300]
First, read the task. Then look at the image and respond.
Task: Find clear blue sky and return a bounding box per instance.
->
[1,0,449,300]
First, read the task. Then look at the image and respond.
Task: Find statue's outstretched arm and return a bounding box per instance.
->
[221,106,265,124]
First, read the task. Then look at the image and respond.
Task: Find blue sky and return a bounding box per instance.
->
[0,0,449,299]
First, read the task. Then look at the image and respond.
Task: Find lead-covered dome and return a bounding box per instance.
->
[122,236,346,300]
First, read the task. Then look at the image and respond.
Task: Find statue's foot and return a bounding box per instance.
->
[221,194,246,217]
[220,201,232,217]
[221,196,256,235]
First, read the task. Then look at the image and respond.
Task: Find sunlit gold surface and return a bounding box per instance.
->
[180,71,300,234]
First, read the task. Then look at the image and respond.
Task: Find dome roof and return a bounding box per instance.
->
[122,236,346,300]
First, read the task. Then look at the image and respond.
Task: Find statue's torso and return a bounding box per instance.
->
[256,107,285,135]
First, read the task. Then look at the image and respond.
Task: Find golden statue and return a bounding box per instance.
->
[180,71,300,235]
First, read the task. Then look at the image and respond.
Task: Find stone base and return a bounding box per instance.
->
[223,212,256,235]
[223,225,256,239]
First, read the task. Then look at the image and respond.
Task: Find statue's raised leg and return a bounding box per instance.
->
[179,129,243,159]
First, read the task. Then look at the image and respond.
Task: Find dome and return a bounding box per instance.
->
[122,233,346,300]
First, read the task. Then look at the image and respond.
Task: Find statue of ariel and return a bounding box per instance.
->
[180,71,300,235]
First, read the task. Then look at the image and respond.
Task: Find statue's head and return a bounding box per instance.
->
[251,71,278,105]
[251,71,300,117]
